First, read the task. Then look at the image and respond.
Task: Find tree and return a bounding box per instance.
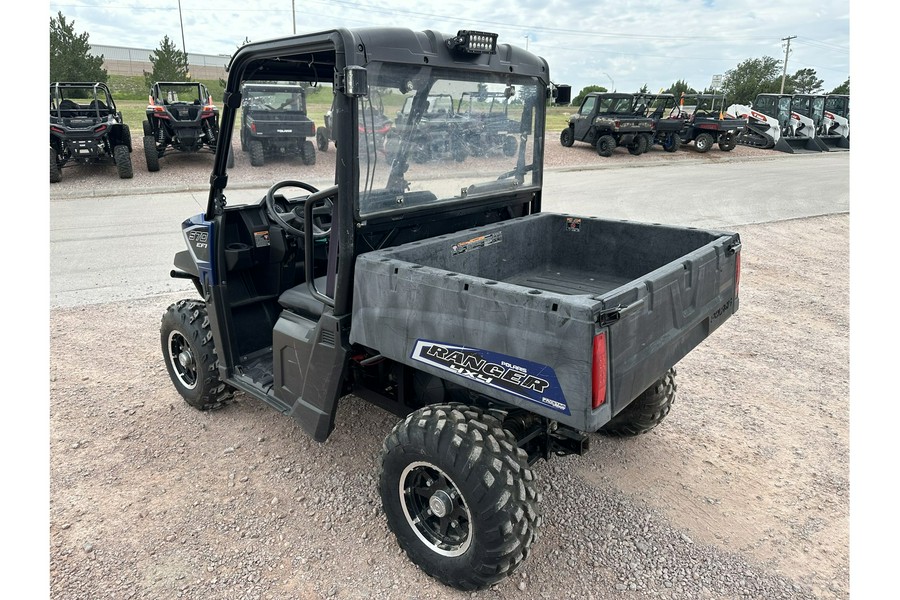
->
[638,83,649,94]
[571,85,607,107]
[144,35,190,89]
[50,12,108,82]
[789,68,824,94]
[719,56,782,105]
[830,77,850,95]
[665,79,697,102]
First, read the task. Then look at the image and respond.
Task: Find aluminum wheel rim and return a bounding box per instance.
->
[167,330,198,390]
[399,461,473,557]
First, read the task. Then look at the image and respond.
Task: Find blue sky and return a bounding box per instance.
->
[48,0,850,95]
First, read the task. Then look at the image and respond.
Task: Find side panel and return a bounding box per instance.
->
[350,254,600,430]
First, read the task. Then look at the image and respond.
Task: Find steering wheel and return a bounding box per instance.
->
[265,180,336,239]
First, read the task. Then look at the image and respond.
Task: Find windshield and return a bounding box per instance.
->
[358,62,543,217]
[597,96,634,115]
[245,86,306,112]
[155,83,206,104]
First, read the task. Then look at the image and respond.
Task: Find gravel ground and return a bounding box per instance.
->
[48,120,847,599]
[49,210,848,599]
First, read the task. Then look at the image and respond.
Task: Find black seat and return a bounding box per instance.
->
[278,277,328,319]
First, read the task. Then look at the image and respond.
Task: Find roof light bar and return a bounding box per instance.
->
[448,30,498,55]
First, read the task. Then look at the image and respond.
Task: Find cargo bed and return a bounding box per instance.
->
[350,212,740,432]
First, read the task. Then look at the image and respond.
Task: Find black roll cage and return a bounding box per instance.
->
[206,27,550,318]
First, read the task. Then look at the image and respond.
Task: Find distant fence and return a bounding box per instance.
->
[89,44,230,80]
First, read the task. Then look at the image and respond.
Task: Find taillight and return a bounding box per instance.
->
[50,126,65,134]
[94,124,107,133]
[735,251,742,297]
[250,122,257,134]
[592,332,608,409]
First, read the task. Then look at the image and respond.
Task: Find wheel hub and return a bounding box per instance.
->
[429,489,453,518]
[178,350,194,369]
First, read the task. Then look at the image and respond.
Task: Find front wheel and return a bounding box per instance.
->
[160,299,234,410]
[596,134,616,157]
[599,368,677,436]
[663,131,681,153]
[379,403,541,591]
[694,132,714,153]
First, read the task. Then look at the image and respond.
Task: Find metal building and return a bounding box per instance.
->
[89,44,229,80]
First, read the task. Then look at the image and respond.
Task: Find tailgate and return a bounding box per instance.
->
[595,231,740,421]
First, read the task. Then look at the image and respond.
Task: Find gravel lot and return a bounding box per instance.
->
[49,132,848,599]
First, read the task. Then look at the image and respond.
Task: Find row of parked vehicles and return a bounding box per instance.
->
[49,79,541,183]
[49,80,321,182]
[49,81,851,183]
[559,90,850,157]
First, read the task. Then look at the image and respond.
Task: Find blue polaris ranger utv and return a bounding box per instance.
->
[161,27,741,591]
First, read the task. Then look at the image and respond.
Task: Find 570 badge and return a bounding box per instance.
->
[410,340,570,415]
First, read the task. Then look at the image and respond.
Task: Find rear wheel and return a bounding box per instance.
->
[627,134,649,155]
[599,368,677,436]
[718,133,736,151]
[559,127,574,147]
[694,132,714,153]
[143,135,160,172]
[452,142,467,163]
[503,135,518,156]
[316,126,329,151]
[50,147,61,183]
[249,140,265,167]
[121,124,132,150]
[300,139,316,165]
[160,299,234,410]
[114,145,133,179]
[379,403,541,591]
[596,134,616,157]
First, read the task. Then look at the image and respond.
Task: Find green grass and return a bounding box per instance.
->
[546,105,572,132]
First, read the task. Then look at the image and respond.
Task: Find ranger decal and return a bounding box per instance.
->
[410,340,569,415]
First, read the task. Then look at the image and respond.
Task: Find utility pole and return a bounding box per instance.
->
[780,35,796,94]
[178,0,188,78]
[178,0,187,54]
[292,0,296,35]
[524,34,529,51]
